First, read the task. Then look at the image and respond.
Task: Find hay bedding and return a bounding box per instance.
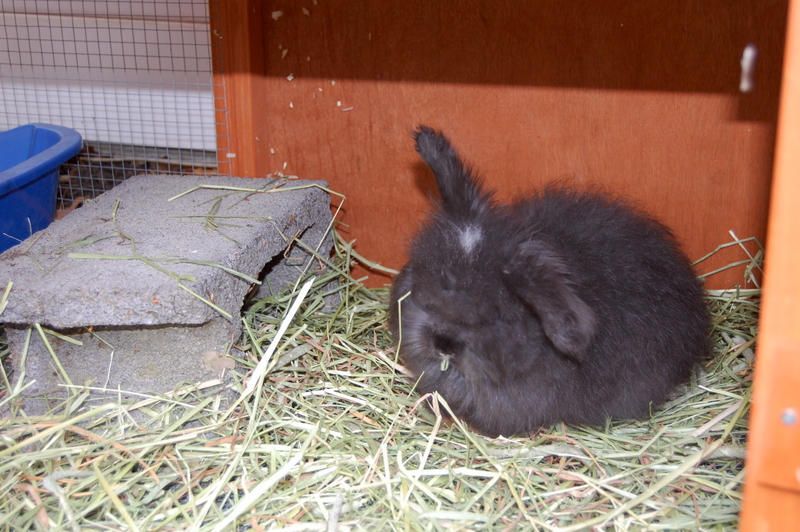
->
[0,211,759,531]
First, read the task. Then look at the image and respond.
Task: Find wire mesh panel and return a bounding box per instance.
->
[0,0,225,213]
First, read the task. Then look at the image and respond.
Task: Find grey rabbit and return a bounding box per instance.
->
[389,126,710,437]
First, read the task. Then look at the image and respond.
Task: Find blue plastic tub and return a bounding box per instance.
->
[0,123,82,253]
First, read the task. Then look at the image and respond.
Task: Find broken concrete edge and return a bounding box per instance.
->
[0,175,340,416]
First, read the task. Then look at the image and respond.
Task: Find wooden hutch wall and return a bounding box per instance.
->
[211,0,787,289]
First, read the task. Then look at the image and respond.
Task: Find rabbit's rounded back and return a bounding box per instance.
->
[389,126,710,437]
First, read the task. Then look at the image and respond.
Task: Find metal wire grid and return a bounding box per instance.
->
[0,1,227,209]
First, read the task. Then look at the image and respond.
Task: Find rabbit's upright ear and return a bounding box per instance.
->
[414,126,492,218]
[502,240,598,361]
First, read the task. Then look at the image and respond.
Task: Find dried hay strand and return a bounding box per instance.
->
[0,227,759,531]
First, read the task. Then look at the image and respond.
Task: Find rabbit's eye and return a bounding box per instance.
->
[432,334,459,356]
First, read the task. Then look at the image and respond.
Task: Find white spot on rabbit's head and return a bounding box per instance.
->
[459,225,482,254]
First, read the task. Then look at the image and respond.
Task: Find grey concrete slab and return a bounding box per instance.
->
[0,174,332,414]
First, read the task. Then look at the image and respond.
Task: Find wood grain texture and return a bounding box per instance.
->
[217,0,786,288]
[741,0,800,527]
[210,0,271,178]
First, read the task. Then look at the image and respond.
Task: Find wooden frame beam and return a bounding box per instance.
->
[740,0,800,528]
[209,0,269,178]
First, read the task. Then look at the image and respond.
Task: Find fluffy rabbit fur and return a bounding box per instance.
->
[389,126,710,437]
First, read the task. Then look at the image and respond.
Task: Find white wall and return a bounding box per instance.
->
[0,1,216,151]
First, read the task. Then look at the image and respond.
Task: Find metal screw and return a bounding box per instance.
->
[781,408,798,426]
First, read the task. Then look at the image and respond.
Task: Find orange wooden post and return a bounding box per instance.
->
[740,1,800,530]
[209,0,270,178]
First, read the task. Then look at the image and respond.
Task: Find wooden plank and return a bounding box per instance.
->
[254,0,784,288]
[740,0,800,528]
[210,0,270,178]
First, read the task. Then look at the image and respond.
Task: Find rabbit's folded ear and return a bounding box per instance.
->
[414,126,492,218]
[502,240,598,361]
